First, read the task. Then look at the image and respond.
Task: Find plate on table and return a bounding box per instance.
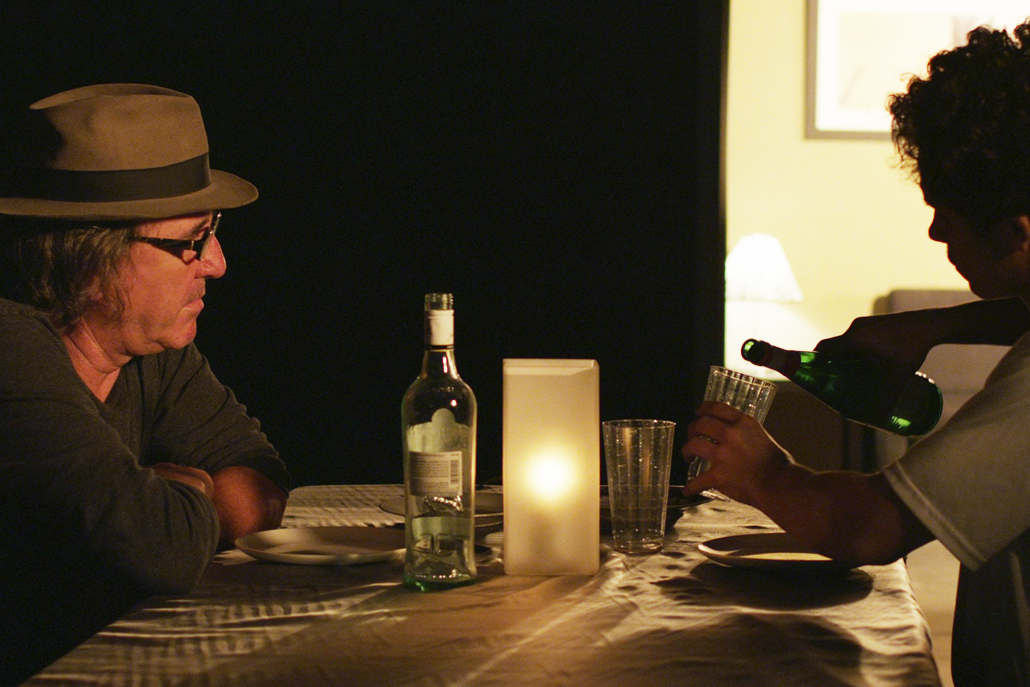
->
[236,526,406,565]
[697,532,853,572]
[600,486,712,520]
[379,491,504,527]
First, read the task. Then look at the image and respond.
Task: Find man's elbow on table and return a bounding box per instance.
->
[211,466,288,547]
[753,469,935,567]
[836,473,937,567]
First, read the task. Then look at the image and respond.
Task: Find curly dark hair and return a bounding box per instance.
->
[889,21,1030,230]
[0,218,138,333]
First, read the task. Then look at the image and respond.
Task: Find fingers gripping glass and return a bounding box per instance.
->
[132,211,221,262]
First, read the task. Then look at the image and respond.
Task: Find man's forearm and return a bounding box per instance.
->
[748,466,934,566]
[931,296,1030,346]
[211,466,288,548]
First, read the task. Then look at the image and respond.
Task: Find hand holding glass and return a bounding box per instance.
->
[687,366,777,480]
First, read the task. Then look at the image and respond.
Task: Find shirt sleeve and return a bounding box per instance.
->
[883,332,1030,570]
[136,344,291,495]
[0,306,220,594]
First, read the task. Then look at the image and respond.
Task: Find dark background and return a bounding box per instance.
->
[0,2,727,487]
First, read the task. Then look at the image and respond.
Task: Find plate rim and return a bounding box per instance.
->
[697,531,852,571]
[600,486,712,518]
[236,525,406,566]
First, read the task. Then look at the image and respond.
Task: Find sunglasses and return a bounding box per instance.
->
[132,211,221,262]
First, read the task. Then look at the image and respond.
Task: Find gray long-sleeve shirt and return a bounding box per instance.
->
[0,298,290,683]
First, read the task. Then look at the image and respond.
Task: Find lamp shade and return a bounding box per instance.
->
[725,233,803,303]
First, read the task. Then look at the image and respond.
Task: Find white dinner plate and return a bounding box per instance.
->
[697,532,854,572]
[379,492,504,526]
[236,526,406,565]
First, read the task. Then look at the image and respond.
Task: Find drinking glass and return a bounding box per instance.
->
[602,419,677,554]
[687,366,777,480]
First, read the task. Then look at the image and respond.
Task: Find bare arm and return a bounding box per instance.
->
[684,402,934,565]
[817,297,1029,369]
[927,296,1030,346]
[153,464,286,549]
[210,466,288,548]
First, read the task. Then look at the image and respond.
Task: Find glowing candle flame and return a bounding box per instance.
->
[528,453,575,504]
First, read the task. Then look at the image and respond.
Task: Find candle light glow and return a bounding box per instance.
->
[503,359,600,576]
[528,453,577,504]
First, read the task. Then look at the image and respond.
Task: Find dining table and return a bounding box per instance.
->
[26,484,943,686]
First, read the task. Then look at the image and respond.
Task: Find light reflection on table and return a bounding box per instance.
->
[26,484,942,687]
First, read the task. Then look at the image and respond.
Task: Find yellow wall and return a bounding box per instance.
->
[724,0,968,367]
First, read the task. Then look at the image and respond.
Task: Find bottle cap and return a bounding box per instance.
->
[424,293,455,346]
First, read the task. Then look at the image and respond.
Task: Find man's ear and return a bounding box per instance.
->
[1015,216,1030,250]
[991,215,1030,257]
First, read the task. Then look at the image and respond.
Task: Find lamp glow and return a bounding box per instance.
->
[503,359,600,576]
[724,233,811,377]
[528,453,577,504]
[725,233,803,303]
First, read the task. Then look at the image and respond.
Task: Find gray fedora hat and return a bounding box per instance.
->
[0,83,257,221]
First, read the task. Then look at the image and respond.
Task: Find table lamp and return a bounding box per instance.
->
[503,359,600,576]
[725,233,803,303]
[724,233,808,376]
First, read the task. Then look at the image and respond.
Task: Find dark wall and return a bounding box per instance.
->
[0,2,727,487]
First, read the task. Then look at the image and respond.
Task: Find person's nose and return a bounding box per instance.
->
[197,235,227,278]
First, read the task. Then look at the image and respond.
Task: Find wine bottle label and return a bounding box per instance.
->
[425,311,454,346]
[408,451,463,496]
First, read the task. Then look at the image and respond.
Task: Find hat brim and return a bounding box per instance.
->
[0,169,257,221]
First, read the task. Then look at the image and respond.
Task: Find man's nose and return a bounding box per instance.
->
[198,235,227,278]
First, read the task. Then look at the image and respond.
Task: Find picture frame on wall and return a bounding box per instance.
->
[806,0,1029,139]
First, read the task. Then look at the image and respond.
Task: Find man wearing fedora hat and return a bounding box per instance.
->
[0,84,290,684]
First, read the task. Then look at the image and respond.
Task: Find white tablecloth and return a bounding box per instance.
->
[27,485,942,686]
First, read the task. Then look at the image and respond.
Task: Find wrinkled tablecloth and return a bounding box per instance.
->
[27,484,942,686]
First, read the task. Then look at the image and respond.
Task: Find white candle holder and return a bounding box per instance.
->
[503,359,600,575]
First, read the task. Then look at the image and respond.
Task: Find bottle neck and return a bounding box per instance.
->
[422,346,459,378]
[422,309,459,378]
[743,339,801,377]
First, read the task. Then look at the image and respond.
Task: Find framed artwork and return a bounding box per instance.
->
[806,0,1029,139]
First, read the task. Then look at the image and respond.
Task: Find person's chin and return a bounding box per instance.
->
[164,318,199,350]
[966,280,1005,300]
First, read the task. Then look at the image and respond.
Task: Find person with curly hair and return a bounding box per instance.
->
[0,84,290,686]
[684,22,1030,687]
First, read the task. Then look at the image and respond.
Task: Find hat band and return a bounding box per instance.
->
[15,154,212,203]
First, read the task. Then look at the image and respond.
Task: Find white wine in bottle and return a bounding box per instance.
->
[401,293,477,590]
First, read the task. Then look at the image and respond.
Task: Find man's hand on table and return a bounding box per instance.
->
[152,462,215,498]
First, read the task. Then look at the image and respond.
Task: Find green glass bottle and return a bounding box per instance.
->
[401,293,477,590]
[740,339,943,436]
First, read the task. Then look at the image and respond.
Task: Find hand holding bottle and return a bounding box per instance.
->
[814,310,938,401]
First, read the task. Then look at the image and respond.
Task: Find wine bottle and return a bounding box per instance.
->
[740,338,943,436]
[401,293,477,590]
